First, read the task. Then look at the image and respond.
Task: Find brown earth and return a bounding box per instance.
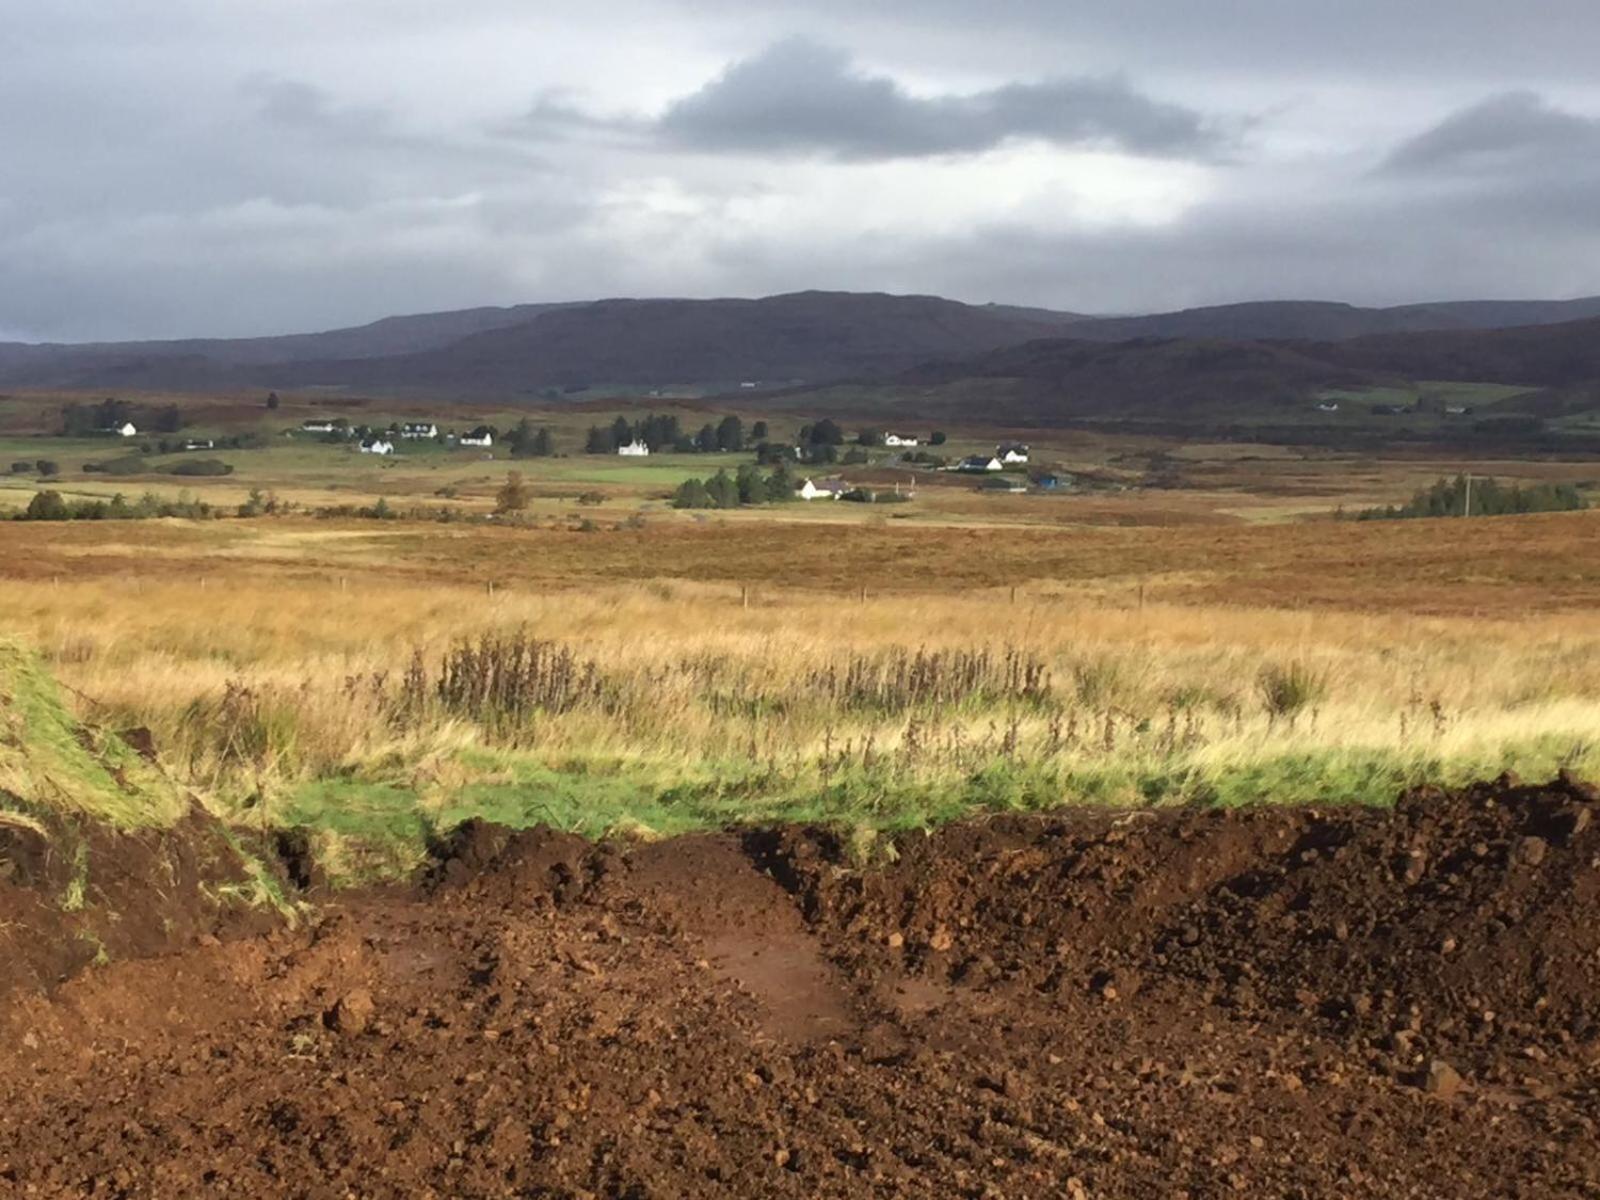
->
[2,776,1599,1197]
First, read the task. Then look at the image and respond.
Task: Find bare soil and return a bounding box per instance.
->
[3,775,1599,1197]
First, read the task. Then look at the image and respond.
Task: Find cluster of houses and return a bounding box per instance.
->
[301,419,494,456]
[796,443,1055,501]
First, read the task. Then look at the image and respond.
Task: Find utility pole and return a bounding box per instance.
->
[1463,472,1473,519]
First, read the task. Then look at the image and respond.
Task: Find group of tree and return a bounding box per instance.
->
[506,418,556,458]
[585,413,748,455]
[10,460,60,477]
[16,490,217,522]
[672,464,795,509]
[1355,474,1588,521]
[60,398,184,437]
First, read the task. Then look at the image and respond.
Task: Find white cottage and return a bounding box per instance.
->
[884,433,920,448]
[458,428,494,448]
[798,477,845,500]
[112,422,138,438]
[400,422,438,439]
[616,439,650,457]
[997,443,1030,465]
[359,438,395,455]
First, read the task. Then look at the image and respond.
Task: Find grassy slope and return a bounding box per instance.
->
[0,640,187,831]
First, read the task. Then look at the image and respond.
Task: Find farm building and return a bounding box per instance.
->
[458,427,494,448]
[884,433,920,447]
[617,439,650,457]
[301,420,337,433]
[998,443,1030,464]
[798,477,846,500]
[400,423,438,439]
[958,455,1004,473]
[359,438,395,455]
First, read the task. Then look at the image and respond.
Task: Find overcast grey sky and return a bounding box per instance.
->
[3,0,1599,340]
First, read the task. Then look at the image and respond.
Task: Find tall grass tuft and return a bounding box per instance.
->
[1257,660,1331,725]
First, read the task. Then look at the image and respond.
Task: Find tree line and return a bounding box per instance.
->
[60,398,185,436]
[1354,475,1588,520]
[585,414,761,454]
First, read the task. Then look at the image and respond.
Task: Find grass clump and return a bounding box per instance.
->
[1257,659,1330,725]
[0,640,186,830]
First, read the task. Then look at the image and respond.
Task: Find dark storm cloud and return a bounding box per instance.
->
[1382,91,1600,175]
[647,38,1228,160]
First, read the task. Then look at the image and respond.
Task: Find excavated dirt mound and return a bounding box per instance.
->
[2,776,1599,1197]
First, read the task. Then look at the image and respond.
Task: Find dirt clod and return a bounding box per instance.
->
[1422,1059,1465,1099]
[327,988,375,1037]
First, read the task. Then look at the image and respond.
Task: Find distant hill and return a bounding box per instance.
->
[269,292,1078,394]
[812,314,1600,429]
[0,303,579,390]
[896,335,1386,421]
[0,292,1072,394]
[2,290,1599,400]
[1304,315,1600,387]
[1060,297,1600,343]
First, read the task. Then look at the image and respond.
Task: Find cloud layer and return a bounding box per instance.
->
[1,3,1598,340]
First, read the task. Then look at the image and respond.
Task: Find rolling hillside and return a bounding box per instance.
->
[1,291,1599,403]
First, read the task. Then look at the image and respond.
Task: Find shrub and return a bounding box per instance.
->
[168,458,233,477]
[495,471,530,513]
[1258,660,1330,722]
[10,461,32,474]
[36,460,59,477]
[84,455,148,475]
[23,491,69,521]
[673,478,710,509]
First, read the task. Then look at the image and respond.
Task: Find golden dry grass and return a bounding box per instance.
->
[0,509,1596,829]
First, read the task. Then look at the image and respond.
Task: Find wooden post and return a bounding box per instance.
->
[1010,586,1017,605]
[1138,582,1146,611]
[859,586,867,604]
[741,585,749,609]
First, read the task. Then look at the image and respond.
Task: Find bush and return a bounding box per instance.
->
[36,460,59,477]
[10,461,32,474]
[83,455,148,475]
[168,458,234,477]
[23,491,69,521]
[495,471,530,513]
[672,478,710,509]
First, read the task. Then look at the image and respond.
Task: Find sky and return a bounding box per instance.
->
[3,0,1599,341]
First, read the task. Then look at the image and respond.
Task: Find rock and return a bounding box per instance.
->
[928,927,954,953]
[328,989,376,1037]
[887,931,904,949]
[1422,1059,1463,1099]
[1516,836,1548,868]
